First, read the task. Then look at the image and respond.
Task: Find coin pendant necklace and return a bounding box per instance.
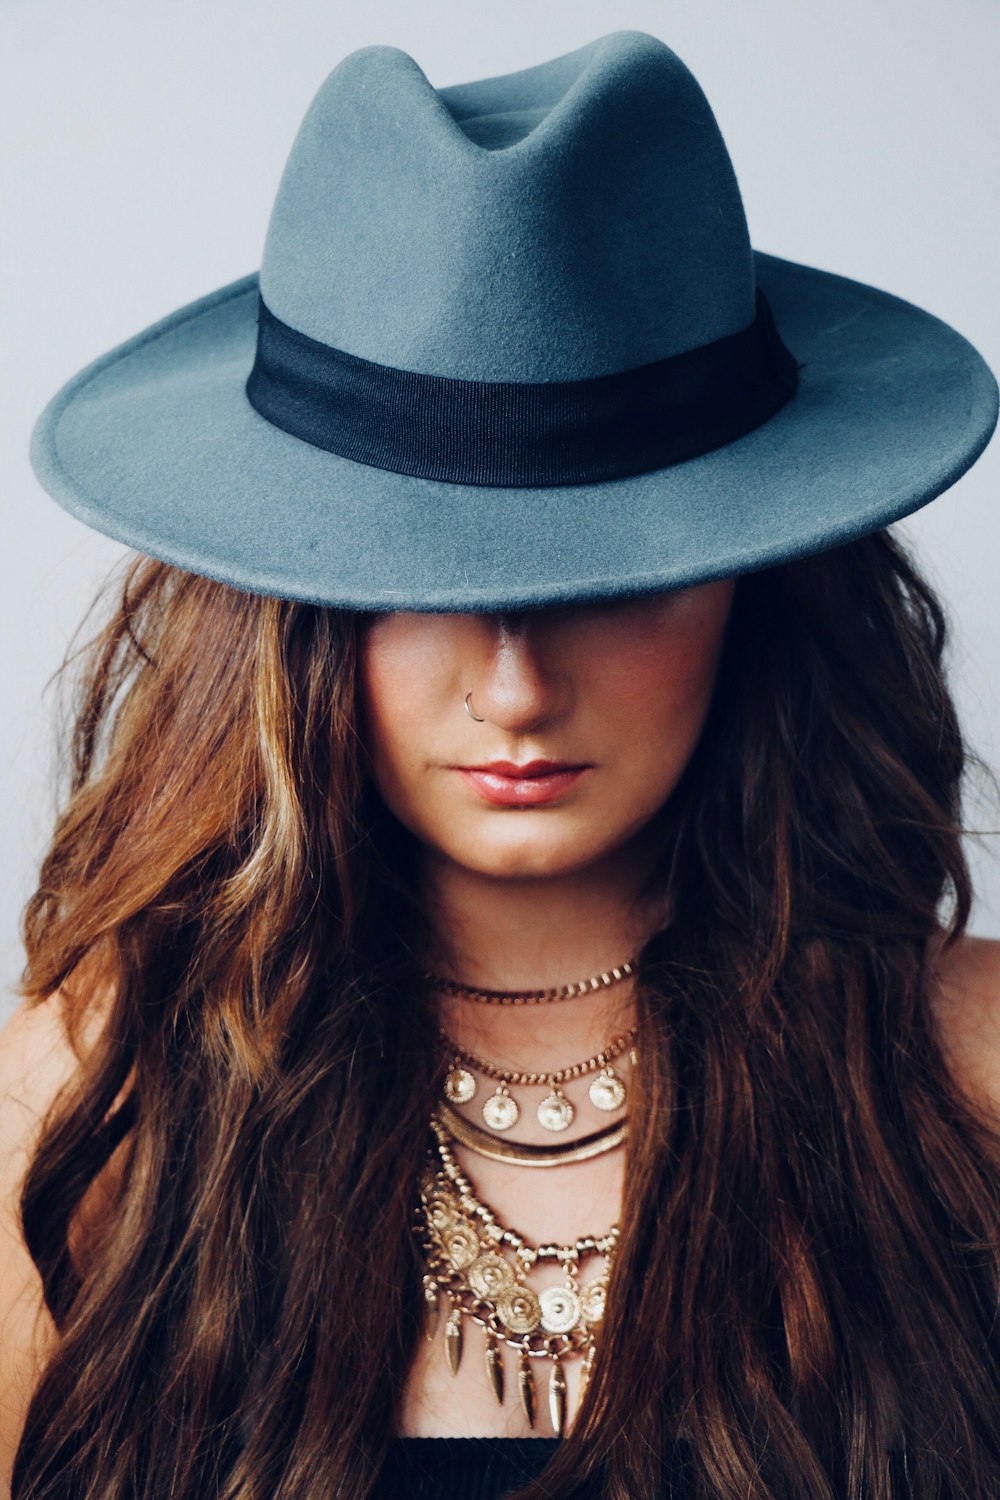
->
[441,1024,636,1132]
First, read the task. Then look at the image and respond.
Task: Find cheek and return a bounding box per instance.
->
[357,622,463,828]
[599,597,731,781]
[358,635,429,797]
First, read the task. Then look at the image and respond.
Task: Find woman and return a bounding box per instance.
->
[3,27,1000,1500]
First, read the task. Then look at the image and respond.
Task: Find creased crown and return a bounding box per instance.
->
[259,30,754,382]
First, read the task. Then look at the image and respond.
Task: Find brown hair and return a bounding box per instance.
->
[12,531,1000,1499]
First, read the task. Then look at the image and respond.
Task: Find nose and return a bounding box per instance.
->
[466,612,570,733]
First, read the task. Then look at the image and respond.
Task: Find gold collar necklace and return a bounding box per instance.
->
[435,1100,627,1167]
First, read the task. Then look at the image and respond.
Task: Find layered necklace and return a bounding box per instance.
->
[415,955,637,1437]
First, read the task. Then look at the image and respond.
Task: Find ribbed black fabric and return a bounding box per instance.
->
[375,1437,694,1498]
[245,291,799,487]
[376,1437,914,1497]
[376,1439,563,1499]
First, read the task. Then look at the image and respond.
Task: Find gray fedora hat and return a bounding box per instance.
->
[29,30,999,613]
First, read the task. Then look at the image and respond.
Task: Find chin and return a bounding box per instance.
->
[448,829,613,882]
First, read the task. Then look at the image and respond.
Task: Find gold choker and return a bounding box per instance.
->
[425,957,637,1007]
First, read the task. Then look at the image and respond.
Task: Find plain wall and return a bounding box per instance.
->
[3,0,999,1023]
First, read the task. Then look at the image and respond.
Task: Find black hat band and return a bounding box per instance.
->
[246,289,799,488]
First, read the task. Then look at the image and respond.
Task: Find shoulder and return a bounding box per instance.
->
[928,931,1000,1124]
[0,992,92,1492]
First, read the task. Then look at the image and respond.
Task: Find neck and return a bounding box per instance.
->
[418,836,668,1069]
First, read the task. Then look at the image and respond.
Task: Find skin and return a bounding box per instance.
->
[359,581,738,955]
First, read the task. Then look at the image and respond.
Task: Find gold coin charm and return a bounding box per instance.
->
[518,1346,537,1428]
[579,1280,607,1325]
[539,1284,581,1334]
[445,1306,464,1375]
[548,1356,567,1437]
[426,1187,459,1232]
[444,1066,477,1104]
[444,1224,480,1270]
[537,1085,574,1132]
[496,1286,542,1335]
[484,1330,505,1405]
[588,1066,626,1112]
[467,1251,517,1299]
[482,1084,520,1132]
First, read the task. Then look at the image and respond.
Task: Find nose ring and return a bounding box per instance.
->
[464,691,485,722]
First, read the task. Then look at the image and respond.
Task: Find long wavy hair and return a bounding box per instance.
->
[12,529,1000,1499]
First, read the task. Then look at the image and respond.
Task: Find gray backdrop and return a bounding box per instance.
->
[3,0,999,1024]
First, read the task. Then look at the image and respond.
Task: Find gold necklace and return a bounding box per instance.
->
[441,1025,637,1133]
[425,957,637,1007]
[418,1116,619,1436]
[435,1100,627,1167]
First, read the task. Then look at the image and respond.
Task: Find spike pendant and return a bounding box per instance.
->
[579,1340,596,1399]
[548,1356,567,1438]
[485,1331,505,1404]
[445,1305,463,1375]
[518,1347,537,1428]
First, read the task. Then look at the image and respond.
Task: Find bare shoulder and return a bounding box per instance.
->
[0,993,88,1493]
[929,931,1000,1123]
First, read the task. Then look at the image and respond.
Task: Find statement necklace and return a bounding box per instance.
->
[418,1116,619,1437]
[441,1025,637,1133]
[425,957,637,1007]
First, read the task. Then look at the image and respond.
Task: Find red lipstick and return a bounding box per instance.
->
[454,759,591,807]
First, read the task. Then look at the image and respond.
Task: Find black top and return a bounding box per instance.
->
[378,1437,692,1498]
[377,1440,562,1499]
[379,1437,915,1497]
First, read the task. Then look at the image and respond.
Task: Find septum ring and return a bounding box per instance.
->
[464,691,485,722]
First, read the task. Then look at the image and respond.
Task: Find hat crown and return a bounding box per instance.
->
[259,30,755,382]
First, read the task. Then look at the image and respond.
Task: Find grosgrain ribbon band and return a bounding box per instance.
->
[246,289,799,487]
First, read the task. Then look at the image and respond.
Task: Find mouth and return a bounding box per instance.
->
[452,760,592,807]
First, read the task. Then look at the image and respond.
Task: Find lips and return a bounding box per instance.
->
[462,760,583,776]
[454,760,591,806]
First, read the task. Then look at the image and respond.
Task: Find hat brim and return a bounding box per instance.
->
[30,251,998,612]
